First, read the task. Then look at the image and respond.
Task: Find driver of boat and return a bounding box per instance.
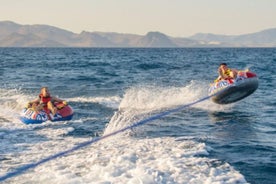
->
[26,87,67,115]
[216,63,238,82]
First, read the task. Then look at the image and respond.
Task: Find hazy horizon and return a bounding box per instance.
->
[1,0,276,37]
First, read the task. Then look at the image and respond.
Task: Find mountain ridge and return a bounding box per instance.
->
[1,21,276,47]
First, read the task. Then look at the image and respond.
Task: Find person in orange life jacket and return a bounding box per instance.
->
[216,63,238,82]
[27,87,67,115]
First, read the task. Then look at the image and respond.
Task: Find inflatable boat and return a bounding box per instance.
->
[20,102,74,124]
[208,71,258,104]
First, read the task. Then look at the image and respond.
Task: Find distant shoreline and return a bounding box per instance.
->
[1,21,276,48]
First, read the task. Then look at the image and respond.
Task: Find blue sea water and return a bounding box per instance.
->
[0,48,275,183]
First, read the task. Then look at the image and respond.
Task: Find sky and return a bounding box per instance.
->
[1,0,276,37]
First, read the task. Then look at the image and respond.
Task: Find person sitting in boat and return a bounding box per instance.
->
[26,87,67,115]
[215,63,238,82]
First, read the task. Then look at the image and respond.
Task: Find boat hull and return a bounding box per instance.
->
[209,72,258,104]
[20,103,74,124]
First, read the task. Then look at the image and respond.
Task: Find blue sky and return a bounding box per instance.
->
[1,0,275,37]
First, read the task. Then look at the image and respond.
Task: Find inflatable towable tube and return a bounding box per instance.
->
[208,71,258,104]
[20,102,74,124]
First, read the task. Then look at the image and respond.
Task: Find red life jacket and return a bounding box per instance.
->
[39,94,52,106]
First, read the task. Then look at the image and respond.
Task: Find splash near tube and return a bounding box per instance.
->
[208,71,258,104]
[19,102,74,124]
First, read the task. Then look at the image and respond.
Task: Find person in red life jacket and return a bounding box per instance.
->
[215,63,238,82]
[27,87,67,116]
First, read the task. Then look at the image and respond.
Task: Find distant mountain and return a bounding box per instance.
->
[0,32,65,47]
[136,32,177,47]
[189,28,276,47]
[0,21,276,47]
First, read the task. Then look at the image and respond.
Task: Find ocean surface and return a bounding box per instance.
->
[0,48,275,184]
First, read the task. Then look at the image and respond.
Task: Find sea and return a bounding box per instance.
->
[0,48,275,184]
